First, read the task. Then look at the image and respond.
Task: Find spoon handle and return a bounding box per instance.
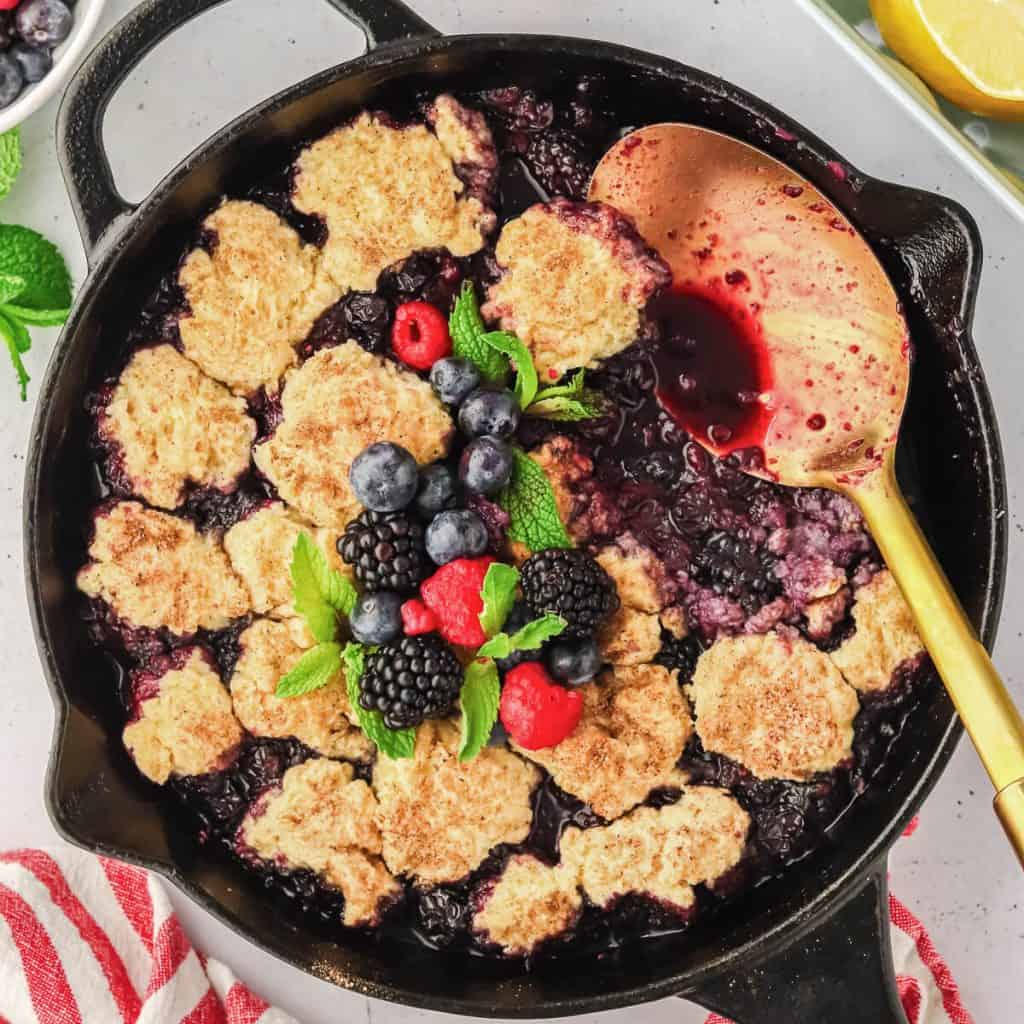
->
[851,460,1024,868]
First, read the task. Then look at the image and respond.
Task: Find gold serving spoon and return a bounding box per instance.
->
[589,123,1024,866]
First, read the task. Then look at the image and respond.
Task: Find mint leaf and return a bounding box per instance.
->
[481,330,538,409]
[532,370,586,403]
[479,562,519,638]
[509,613,567,650]
[0,274,25,305]
[1,303,69,327]
[0,130,21,201]
[290,532,354,643]
[342,641,416,759]
[528,370,604,421]
[0,312,28,400]
[449,281,507,383]
[0,225,72,311]
[498,448,573,553]
[458,658,501,762]
[476,633,513,659]
[275,642,342,698]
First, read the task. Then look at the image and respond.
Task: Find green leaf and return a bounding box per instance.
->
[458,658,501,762]
[342,642,416,759]
[498,448,573,554]
[525,393,605,421]
[0,273,26,305]
[509,613,567,650]
[532,370,586,403]
[476,633,512,659]
[449,280,507,384]
[480,330,538,409]
[0,225,72,311]
[0,130,21,201]
[0,312,28,401]
[3,309,30,353]
[478,562,519,638]
[1,303,69,327]
[275,642,342,698]
[290,532,354,643]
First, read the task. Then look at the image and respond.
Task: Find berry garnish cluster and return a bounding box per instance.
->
[271,285,620,760]
[0,0,75,109]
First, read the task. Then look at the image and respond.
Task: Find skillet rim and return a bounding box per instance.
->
[26,30,1007,1017]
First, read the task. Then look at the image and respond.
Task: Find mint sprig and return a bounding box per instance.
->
[450,281,507,383]
[527,370,606,422]
[478,562,519,638]
[477,613,567,660]
[480,330,538,409]
[276,642,343,698]
[290,532,357,644]
[498,448,573,553]
[342,642,416,759]
[0,141,74,400]
[458,658,501,762]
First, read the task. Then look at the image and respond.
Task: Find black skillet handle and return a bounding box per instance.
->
[689,864,908,1024]
[57,0,438,260]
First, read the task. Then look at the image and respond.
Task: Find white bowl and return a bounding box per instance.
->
[0,0,108,134]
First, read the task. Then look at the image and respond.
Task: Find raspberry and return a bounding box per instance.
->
[391,301,452,370]
[401,598,437,636]
[419,556,495,647]
[500,663,582,751]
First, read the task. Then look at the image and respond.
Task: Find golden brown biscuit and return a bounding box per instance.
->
[689,632,859,781]
[373,721,540,885]
[560,786,749,910]
[514,663,692,819]
[830,570,925,692]
[598,604,662,665]
[124,649,243,784]
[483,199,671,379]
[101,344,256,510]
[240,759,399,927]
[230,618,372,761]
[178,200,340,394]
[77,501,251,634]
[472,855,581,955]
[253,342,453,528]
[224,503,348,617]
[293,104,495,292]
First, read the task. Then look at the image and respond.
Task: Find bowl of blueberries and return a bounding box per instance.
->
[0,0,107,131]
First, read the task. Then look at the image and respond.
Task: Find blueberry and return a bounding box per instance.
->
[0,53,22,108]
[11,44,50,84]
[430,357,480,406]
[425,509,489,565]
[350,592,403,645]
[414,463,457,518]
[459,436,514,495]
[15,0,73,48]
[350,442,419,511]
[547,637,603,685]
[458,387,520,439]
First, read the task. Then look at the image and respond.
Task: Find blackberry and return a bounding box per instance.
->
[525,131,594,199]
[689,531,780,608]
[360,634,463,730]
[339,510,428,594]
[520,549,619,637]
[654,632,704,685]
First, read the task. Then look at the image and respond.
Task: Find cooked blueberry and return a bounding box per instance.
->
[547,636,603,685]
[414,463,458,518]
[0,53,22,107]
[15,0,73,48]
[459,436,514,495]
[349,591,404,645]
[11,43,50,83]
[350,442,419,511]
[458,387,520,439]
[425,509,489,565]
[430,357,480,406]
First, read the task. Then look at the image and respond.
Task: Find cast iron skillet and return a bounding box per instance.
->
[25,0,1006,1020]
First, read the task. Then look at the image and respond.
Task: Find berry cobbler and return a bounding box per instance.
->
[78,80,931,962]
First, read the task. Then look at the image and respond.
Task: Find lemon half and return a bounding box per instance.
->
[871,0,1024,120]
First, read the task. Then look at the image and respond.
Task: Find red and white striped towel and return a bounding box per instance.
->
[0,833,973,1024]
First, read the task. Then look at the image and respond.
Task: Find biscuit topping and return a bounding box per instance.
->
[689,632,859,780]
[101,345,256,510]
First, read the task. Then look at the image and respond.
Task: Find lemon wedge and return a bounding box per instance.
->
[870,0,1024,120]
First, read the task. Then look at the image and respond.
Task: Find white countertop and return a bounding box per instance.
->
[1,0,1022,1021]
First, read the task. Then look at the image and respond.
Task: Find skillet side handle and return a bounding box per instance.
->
[687,864,908,1024]
[324,0,440,47]
[57,0,236,259]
